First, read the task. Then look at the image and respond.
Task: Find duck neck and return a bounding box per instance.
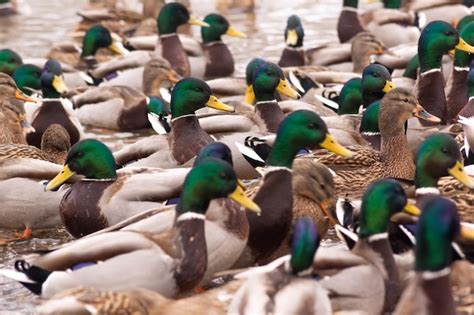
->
[173,212,207,292]
[415,169,440,189]
[254,100,285,133]
[42,85,60,99]
[419,271,456,315]
[380,122,414,179]
[267,138,299,169]
[453,50,472,69]
[418,44,443,74]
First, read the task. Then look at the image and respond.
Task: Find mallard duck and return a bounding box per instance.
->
[458,115,474,166]
[0,157,259,299]
[0,48,23,75]
[416,20,474,125]
[47,25,128,71]
[394,196,474,315]
[229,218,332,315]
[0,124,70,165]
[26,60,85,148]
[0,73,37,145]
[314,179,420,314]
[456,58,474,120]
[278,15,305,67]
[233,110,352,267]
[12,64,42,95]
[113,77,234,168]
[313,88,440,199]
[156,2,209,77]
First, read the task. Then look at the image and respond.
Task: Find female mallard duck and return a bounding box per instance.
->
[47,24,128,71]
[229,218,332,315]
[0,73,36,145]
[315,179,420,314]
[156,2,209,77]
[416,20,474,125]
[394,196,474,315]
[1,157,259,299]
[278,15,305,67]
[413,133,474,222]
[0,48,23,75]
[233,110,352,267]
[26,60,85,148]
[313,88,439,199]
[0,124,70,165]
[113,77,234,168]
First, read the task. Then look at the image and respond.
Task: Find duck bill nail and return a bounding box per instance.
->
[46,164,75,191]
[382,80,395,93]
[226,26,246,38]
[206,95,234,112]
[320,134,354,157]
[460,224,474,241]
[448,161,474,189]
[277,79,300,99]
[403,203,421,216]
[456,38,474,54]
[244,85,255,105]
[286,29,298,46]
[108,41,129,55]
[228,185,261,214]
[15,89,37,102]
[188,17,209,27]
[167,71,181,83]
[414,104,441,123]
[52,75,69,93]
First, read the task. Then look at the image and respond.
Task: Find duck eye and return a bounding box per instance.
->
[403,98,409,103]
[194,87,202,92]
[372,73,378,77]
[441,148,449,154]
[445,31,453,36]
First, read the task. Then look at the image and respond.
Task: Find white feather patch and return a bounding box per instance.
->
[314,94,339,110]
[415,187,440,196]
[368,232,388,242]
[148,113,168,135]
[0,269,37,283]
[421,267,450,280]
[176,212,206,222]
[288,71,305,93]
[160,87,172,103]
[235,142,265,163]
[234,255,290,279]
[335,224,359,243]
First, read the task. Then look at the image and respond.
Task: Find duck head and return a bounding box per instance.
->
[284,15,304,48]
[415,133,474,189]
[157,3,209,35]
[46,139,117,191]
[170,77,233,118]
[81,25,128,59]
[201,13,246,44]
[40,60,68,98]
[12,64,42,95]
[252,62,299,102]
[361,63,395,107]
[289,217,319,274]
[143,58,180,95]
[244,57,266,104]
[0,48,22,75]
[359,179,420,239]
[147,96,171,135]
[453,21,474,68]
[0,72,35,102]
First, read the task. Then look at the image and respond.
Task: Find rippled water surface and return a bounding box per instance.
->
[0,0,345,313]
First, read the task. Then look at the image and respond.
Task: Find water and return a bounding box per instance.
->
[0,0,344,312]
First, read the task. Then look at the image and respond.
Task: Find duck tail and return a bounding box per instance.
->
[10,260,51,295]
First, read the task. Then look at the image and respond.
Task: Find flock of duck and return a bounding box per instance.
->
[0,0,473,314]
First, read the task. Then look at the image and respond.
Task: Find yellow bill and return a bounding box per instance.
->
[460,223,474,241]
[403,202,421,216]
[244,84,255,105]
[382,80,396,93]
[188,16,210,27]
[237,179,246,190]
[456,38,474,54]
[15,89,37,103]
[448,161,474,189]
[228,185,261,214]
[319,133,354,157]
[46,164,75,191]
[448,49,455,57]
[108,41,129,56]
[286,29,298,46]
[206,95,234,112]
[226,26,246,38]
[277,79,300,99]
[52,75,69,93]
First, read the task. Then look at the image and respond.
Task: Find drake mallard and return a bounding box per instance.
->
[313,88,439,199]
[394,196,474,315]
[156,2,209,77]
[229,218,332,315]
[26,60,85,148]
[0,73,36,145]
[0,157,259,298]
[315,179,420,314]
[233,110,352,267]
[113,77,234,168]
[456,52,474,121]
[278,15,305,67]
[12,64,42,95]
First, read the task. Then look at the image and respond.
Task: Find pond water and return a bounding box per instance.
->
[0,0,348,313]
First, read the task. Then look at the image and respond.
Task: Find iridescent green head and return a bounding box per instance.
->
[245,58,266,85]
[252,62,286,101]
[454,21,474,68]
[359,100,380,134]
[147,96,170,116]
[12,64,41,95]
[170,77,233,118]
[359,179,410,238]
[382,0,401,9]
[40,60,67,98]
[267,110,353,168]
[343,0,358,8]
[81,25,127,58]
[289,217,319,274]
[177,158,238,214]
[284,15,304,48]
[193,142,233,167]
[158,3,210,35]
[361,63,394,107]
[201,14,245,44]
[415,196,460,271]
[0,48,22,75]
[456,14,474,31]
[337,77,362,114]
